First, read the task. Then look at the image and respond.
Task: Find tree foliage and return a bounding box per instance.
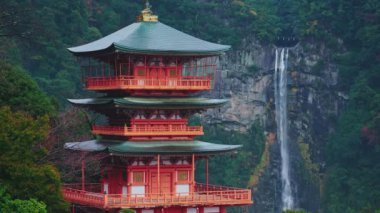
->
[0,106,67,212]
[0,186,47,213]
[0,61,55,116]
[0,61,66,212]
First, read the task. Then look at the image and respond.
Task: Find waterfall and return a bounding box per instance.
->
[274,48,294,210]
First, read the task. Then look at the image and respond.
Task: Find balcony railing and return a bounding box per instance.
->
[62,183,252,209]
[92,125,204,137]
[84,76,211,91]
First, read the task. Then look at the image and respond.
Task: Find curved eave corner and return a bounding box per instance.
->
[67,45,116,57]
[67,98,113,106]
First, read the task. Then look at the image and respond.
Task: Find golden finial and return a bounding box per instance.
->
[137,0,158,22]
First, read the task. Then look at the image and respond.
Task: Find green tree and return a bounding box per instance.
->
[0,61,67,212]
[0,107,67,212]
[0,61,55,116]
[0,186,47,213]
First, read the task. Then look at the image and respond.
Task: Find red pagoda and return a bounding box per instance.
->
[63,2,252,213]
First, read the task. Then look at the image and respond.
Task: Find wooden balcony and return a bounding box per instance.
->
[92,125,204,137]
[84,76,211,91]
[62,183,252,209]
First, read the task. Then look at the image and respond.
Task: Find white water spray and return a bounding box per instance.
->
[274,48,294,210]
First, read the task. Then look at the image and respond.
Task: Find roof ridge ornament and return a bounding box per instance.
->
[137,0,158,22]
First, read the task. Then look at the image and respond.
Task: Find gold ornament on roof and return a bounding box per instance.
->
[137,0,158,22]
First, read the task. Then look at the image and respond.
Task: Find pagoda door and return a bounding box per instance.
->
[167,67,179,87]
[149,67,165,87]
[107,167,127,194]
[150,172,172,195]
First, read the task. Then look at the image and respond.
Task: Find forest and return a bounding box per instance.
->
[0,0,379,212]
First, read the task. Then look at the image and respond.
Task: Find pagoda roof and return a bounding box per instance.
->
[64,140,241,156]
[68,22,230,56]
[68,97,228,109]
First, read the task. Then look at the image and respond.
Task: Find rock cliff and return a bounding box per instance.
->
[203,39,347,212]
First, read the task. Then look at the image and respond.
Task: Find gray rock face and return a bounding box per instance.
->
[203,40,347,212]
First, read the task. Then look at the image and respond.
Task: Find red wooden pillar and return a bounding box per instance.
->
[192,154,195,189]
[220,206,227,213]
[206,157,209,191]
[81,153,85,191]
[157,154,160,194]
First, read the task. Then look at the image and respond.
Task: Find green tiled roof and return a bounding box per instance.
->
[64,140,241,155]
[68,97,228,109]
[68,22,230,56]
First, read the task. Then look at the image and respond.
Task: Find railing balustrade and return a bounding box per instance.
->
[92,125,204,136]
[62,183,252,208]
[84,76,212,91]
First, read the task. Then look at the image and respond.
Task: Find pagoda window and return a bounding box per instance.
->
[137,69,146,76]
[176,170,190,196]
[79,56,115,78]
[103,182,109,194]
[176,184,190,196]
[182,57,217,79]
[187,208,197,213]
[131,185,145,197]
[131,171,145,197]
[204,207,220,213]
[169,69,177,77]
[122,186,128,195]
[119,62,131,76]
[177,171,189,182]
[132,172,144,183]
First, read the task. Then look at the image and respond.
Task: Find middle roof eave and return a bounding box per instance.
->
[68,97,228,109]
[63,140,242,155]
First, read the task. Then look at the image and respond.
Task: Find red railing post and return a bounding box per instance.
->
[81,155,85,191]
[104,194,108,208]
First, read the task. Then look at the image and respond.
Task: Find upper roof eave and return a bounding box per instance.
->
[67,22,231,57]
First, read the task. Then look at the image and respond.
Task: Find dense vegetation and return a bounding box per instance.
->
[0,63,66,212]
[292,1,380,212]
[0,0,379,212]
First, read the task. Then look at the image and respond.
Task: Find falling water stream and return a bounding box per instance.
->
[274,48,294,210]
